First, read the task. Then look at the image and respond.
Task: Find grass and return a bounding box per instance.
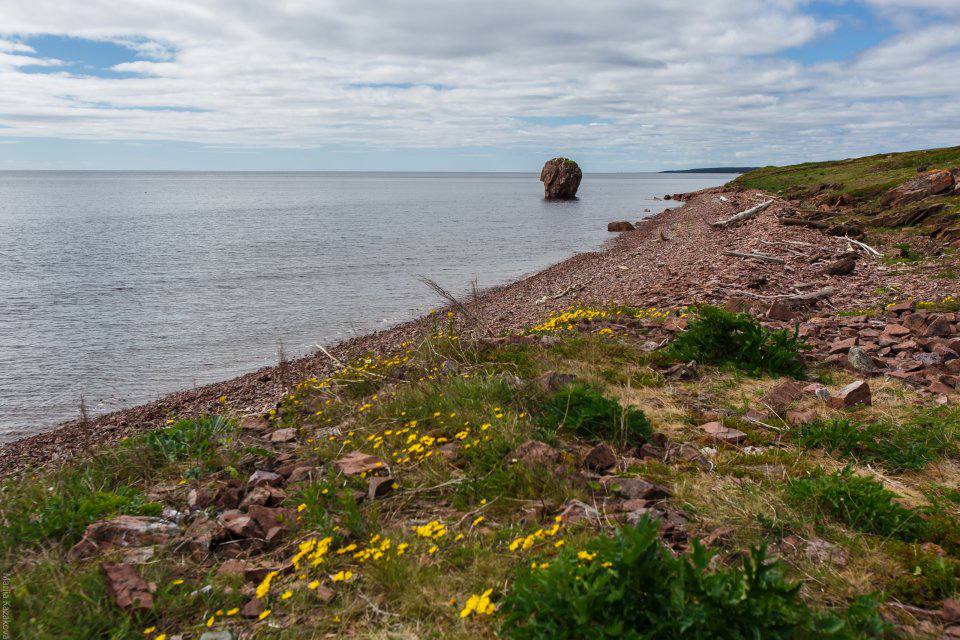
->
[732,145,960,205]
[7,315,960,638]
[665,305,806,377]
[500,517,888,639]
[788,468,928,542]
[789,408,960,473]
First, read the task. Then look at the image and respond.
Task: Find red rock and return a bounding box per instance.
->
[829,381,871,408]
[766,300,798,322]
[240,415,269,431]
[883,324,911,337]
[786,409,818,425]
[931,382,955,395]
[583,443,617,472]
[511,439,563,467]
[101,562,153,610]
[69,515,179,560]
[760,380,805,412]
[600,476,670,500]
[241,597,266,618]
[269,428,297,443]
[218,512,263,538]
[881,169,955,207]
[892,339,918,352]
[927,316,952,337]
[607,221,635,232]
[743,408,771,424]
[367,476,397,500]
[699,421,747,445]
[829,337,857,354]
[540,157,582,200]
[943,598,960,623]
[888,301,916,314]
[187,487,216,509]
[248,470,284,487]
[334,451,388,476]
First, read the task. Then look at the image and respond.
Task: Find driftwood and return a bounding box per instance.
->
[710,200,773,228]
[721,250,785,265]
[835,235,881,256]
[778,216,828,229]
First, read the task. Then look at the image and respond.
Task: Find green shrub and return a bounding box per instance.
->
[499,517,887,639]
[888,543,960,606]
[540,382,651,446]
[790,412,959,472]
[666,306,806,377]
[788,468,926,541]
[144,414,235,464]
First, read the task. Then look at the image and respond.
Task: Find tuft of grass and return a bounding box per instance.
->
[789,409,960,473]
[539,382,651,447]
[788,468,927,542]
[499,517,887,639]
[144,414,235,466]
[666,306,806,377]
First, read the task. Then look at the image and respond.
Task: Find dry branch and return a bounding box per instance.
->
[778,216,828,229]
[721,250,785,265]
[710,199,773,228]
[835,235,882,256]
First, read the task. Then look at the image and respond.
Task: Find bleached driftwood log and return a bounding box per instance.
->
[710,199,773,228]
[835,235,881,256]
[721,250,785,265]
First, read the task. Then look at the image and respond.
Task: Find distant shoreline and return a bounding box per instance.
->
[660,167,758,174]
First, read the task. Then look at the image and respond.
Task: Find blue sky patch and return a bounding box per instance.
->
[517,115,604,127]
[11,35,162,78]
[782,1,893,65]
[347,82,452,91]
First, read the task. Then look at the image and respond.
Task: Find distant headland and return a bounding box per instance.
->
[660,166,760,173]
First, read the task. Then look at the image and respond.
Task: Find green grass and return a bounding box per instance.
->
[499,517,887,639]
[789,409,960,473]
[788,468,927,542]
[665,306,806,377]
[732,145,960,205]
[539,382,652,447]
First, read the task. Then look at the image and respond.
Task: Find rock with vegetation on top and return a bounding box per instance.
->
[540,157,583,200]
[69,515,180,560]
[607,221,635,232]
[880,169,955,207]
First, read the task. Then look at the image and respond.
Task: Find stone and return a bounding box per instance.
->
[802,383,830,400]
[241,597,266,618]
[534,371,578,393]
[847,346,879,373]
[287,465,320,484]
[334,451,389,476]
[829,337,857,354]
[218,512,263,538]
[943,599,960,623]
[881,169,955,207]
[607,221,634,232]
[199,633,234,640]
[786,409,818,426]
[101,562,153,610]
[926,316,952,337]
[510,440,563,468]
[367,476,397,500]
[829,381,871,408]
[182,516,224,556]
[883,323,911,337]
[760,380,805,412]
[601,476,670,500]
[766,300,798,322]
[699,421,747,445]
[268,428,297,443]
[583,443,617,472]
[540,157,582,200]
[122,546,156,564]
[239,486,272,508]
[663,361,698,380]
[558,499,599,524]
[187,487,216,509]
[248,470,283,487]
[246,505,291,533]
[931,381,955,395]
[889,301,916,314]
[824,256,855,276]
[803,538,847,566]
[69,516,180,560]
[239,415,268,431]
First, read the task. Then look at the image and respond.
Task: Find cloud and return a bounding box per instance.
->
[0,0,956,168]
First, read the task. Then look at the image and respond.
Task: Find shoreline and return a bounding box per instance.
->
[0,184,946,478]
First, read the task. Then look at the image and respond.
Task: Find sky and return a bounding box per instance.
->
[0,0,958,171]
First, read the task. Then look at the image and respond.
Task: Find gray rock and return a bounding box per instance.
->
[847,346,879,373]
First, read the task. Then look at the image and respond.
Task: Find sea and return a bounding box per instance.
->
[0,171,736,442]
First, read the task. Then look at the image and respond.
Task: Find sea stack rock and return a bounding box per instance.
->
[540,157,582,200]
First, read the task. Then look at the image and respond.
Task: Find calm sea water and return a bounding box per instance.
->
[0,171,734,442]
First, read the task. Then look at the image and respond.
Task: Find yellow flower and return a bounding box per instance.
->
[280,590,293,600]
[331,570,353,582]
[460,588,496,618]
[143,628,156,635]
[297,503,307,512]
[255,570,278,599]
[171,578,184,585]
[226,607,239,616]
[308,580,320,590]
[472,516,485,527]
[206,615,215,627]
[258,609,272,621]
[577,551,596,562]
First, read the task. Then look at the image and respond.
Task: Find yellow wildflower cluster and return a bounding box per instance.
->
[530,305,679,334]
[507,517,563,551]
[459,588,496,618]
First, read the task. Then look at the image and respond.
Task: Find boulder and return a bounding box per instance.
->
[334,451,389,476]
[367,476,396,500]
[600,476,670,500]
[540,157,582,200]
[824,256,856,276]
[760,380,804,412]
[880,169,955,207]
[583,443,617,472]
[607,221,634,232]
[69,515,179,560]
[248,470,284,487]
[829,381,871,408]
[101,562,154,610]
[510,440,563,468]
[847,347,879,373]
[268,428,297,443]
[699,421,747,445]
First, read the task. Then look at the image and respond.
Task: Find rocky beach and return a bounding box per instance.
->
[5,146,960,639]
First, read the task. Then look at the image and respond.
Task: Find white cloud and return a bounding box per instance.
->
[0,0,956,167]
